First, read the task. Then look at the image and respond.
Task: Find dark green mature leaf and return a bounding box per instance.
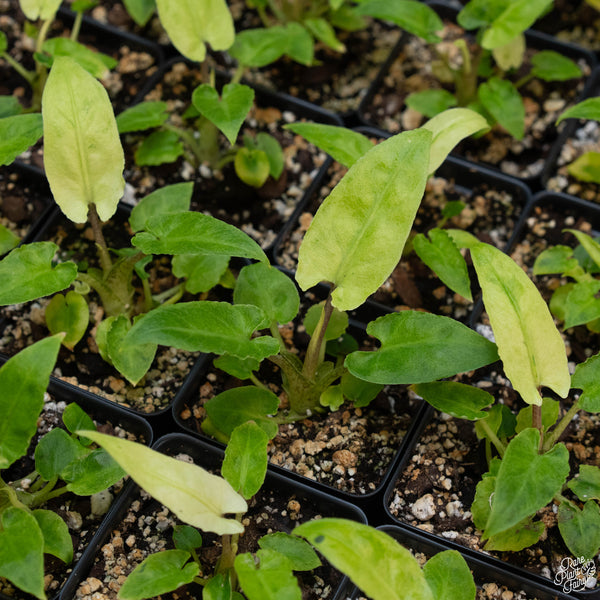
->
[63,447,126,495]
[563,280,600,329]
[222,421,269,499]
[569,465,600,501]
[118,550,199,600]
[0,96,22,119]
[0,224,20,255]
[0,508,45,600]
[533,245,578,275]
[62,403,95,446]
[530,51,581,82]
[125,302,279,360]
[0,335,62,469]
[412,381,493,420]
[345,311,498,384]
[235,549,302,600]
[423,551,476,600]
[42,38,117,78]
[478,77,524,140]
[192,83,254,146]
[132,211,268,264]
[558,501,600,560]
[413,228,472,300]
[205,387,280,439]
[356,0,443,43]
[295,519,433,600]
[33,509,73,564]
[229,26,289,67]
[457,0,505,30]
[0,113,43,166]
[572,353,600,412]
[173,254,230,295]
[484,429,570,538]
[213,354,260,380]
[135,129,183,165]
[172,525,202,553]
[284,122,373,168]
[116,101,168,133]
[406,89,458,118]
[484,516,545,551]
[341,372,383,408]
[557,97,600,124]
[259,533,321,571]
[234,262,299,327]
[34,428,88,480]
[122,0,156,26]
[474,403,516,441]
[129,182,193,232]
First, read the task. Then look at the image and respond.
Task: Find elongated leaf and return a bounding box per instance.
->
[484,516,545,551]
[155,0,234,62]
[19,0,61,20]
[42,38,117,78]
[259,533,321,571]
[484,428,569,538]
[412,381,493,420]
[283,122,373,168]
[42,57,124,223]
[135,129,183,165]
[0,113,43,166]
[566,228,600,270]
[129,182,193,232]
[79,431,247,534]
[0,242,77,305]
[229,26,289,68]
[533,245,578,275]
[531,51,581,82]
[471,242,570,405]
[304,17,345,52]
[558,501,600,560]
[118,550,199,600]
[33,509,73,564]
[0,335,62,469]
[116,101,169,134]
[557,97,600,124]
[0,507,45,600]
[296,129,431,311]
[345,311,499,384]
[478,77,524,140]
[295,519,434,600]
[564,280,600,328]
[406,89,458,119]
[125,301,279,361]
[423,551,476,600]
[132,211,268,264]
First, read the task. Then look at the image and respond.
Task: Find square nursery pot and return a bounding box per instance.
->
[338,525,579,600]
[542,67,600,203]
[171,272,429,521]
[356,1,597,188]
[59,433,368,600]
[0,379,153,600]
[272,130,531,322]
[0,203,207,421]
[120,57,343,257]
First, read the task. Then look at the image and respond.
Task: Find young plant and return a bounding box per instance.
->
[0,335,127,600]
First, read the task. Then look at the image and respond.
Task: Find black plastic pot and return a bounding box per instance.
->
[0,381,153,600]
[357,1,597,190]
[59,433,367,600]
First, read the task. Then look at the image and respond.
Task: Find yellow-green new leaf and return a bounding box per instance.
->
[79,431,247,535]
[471,243,570,405]
[19,0,61,20]
[156,0,235,62]
[42,57,124,223]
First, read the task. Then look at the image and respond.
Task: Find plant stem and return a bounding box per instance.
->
[532,403,544,452]
[543,398,581,452]
[477,419,506,458]
[515,73,534,89]
[1,52,36,84]
[142,278,153,312]
[269,321,287,353]
[302,294,334,380]
[87,204,113,275]
[250,373,269,390]
[152,282,185,304]
[71,10,84,41]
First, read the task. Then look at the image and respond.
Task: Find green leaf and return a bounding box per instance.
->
[204,572,234,600]
[356,0,443,43]
[0,113,43,166]
[423,551,476,600]
[19,0,62,20]
[45,291,89,350]
[412,228,472,301]
[79,430,247,534]
[135,129,183,166]
[533,245,578,275]
[105,315,156,385]
[173,254,230,294]
[474,403,516,442]
[406,89,458,119]
[478,77,524,140]
[253,132,284,179]
[471,242,570,406]
[222,421,269,499]
[42,38,117,78]
[0,95,24,118]
[320,384,344,410]
[557,97,600,124]
[563,280,600,329]
[259,533,321,571]
[42,57,124,223]
[484,516,545,551]
[283,122,373,168]
[172,525,202,552]
[235,148,270,188]
[123,0,156,26]
[33,509,73,564]
[296,129,431,311]
[572,353,600,412]
[282,22,314,65]
[0,224,20,255]
[457,0,505,30]
[565,228,600,270]
[126,302,279,360]
[235,549,302,600]
[566,151,600,183]
[515,397,560,433]
[229,27,289,68]
[116,101,168,133]
[34,427,88,480]
[530,50,582,82]
[492,34,525,71]
[345,311,499,385]
[205,386,280,439]
[213,354,260,380]
[132,211,268,264]
[558,501,600,560]
[0,335,62,469]
[118,549,199,600]
[303,302,348,341]
[568,465,600,501]
[471,475,496,530]
[129,182,193,232]
[484,428,570,538]
[192,83,254,146]
[0,507,45,600]
[412,381,493,420]
[234,262,299,327]
[0,242,78,305]
[63,448,126,495]
[295,518,434,600]
[62,403,96,440]
[304,17,345,53]
[155,0,234,62]
[340,372,383,408]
